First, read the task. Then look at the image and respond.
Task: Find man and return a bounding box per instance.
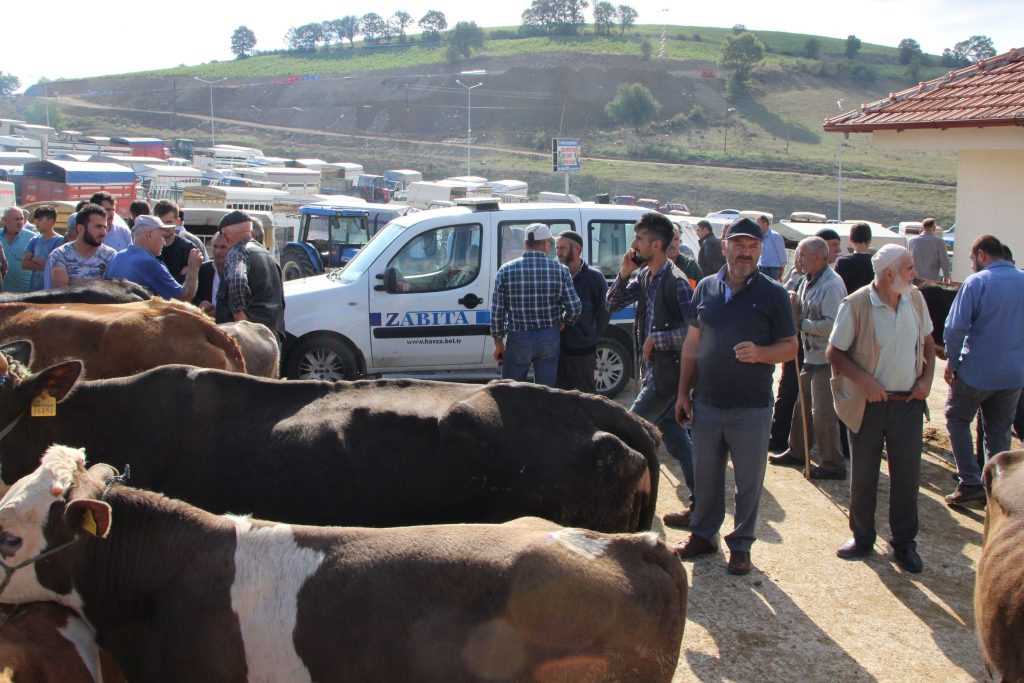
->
[756,214,787,280]
[1,206,39,293]
[194,231,229,313]
[697,219,725,276]
[105,215,202,300]
[667,225,703,285]
[835,222,874,294]
[607,213,696,527]
[816,228,841,266]
[943,235,1024,509]
[89,192,133,252]
[22,206,63,291]
[769,237,848,479]
[215,210,286,343]
[48,204,117,287]
[908,217,952,283]
[171,207,208,258]
[827,244,935,573]
[491,224,580,387]
[65,200,90,241]
[555,231,608,393]
[674,217,797,575]
[153,200,202,284]
[128,199,151,228]
[769,253,807,453]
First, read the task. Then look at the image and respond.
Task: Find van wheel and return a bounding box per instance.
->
[281,245,319,282]
[595,338,629,398]
[286,335,358,381]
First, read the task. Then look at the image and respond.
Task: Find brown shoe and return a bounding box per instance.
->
[727,551,753,575]
[662,509,691,529]
[673,534,717,559]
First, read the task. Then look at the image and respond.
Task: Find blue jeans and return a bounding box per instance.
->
[501,327,560,387]
[630,381,695,500]
[945,378,1022,487]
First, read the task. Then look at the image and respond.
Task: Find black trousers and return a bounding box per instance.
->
[849,399,924,550]
[556,351,596,393]
[769,358,799,450]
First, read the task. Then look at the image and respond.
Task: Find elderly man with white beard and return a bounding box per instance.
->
[826,244,936,573]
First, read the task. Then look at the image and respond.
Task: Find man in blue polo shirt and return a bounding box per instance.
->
[674,217,798,575]
[756,214,787,280]
[105,214,202,300]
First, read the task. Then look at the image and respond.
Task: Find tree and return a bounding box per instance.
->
[0,72,20,97]
[616,5,637,35]
[339,16,360,48]
[804,37,821,59]
[593,1,616,36]
[24,99,64,129]
[321,20,343,46]
[898,38,922,65]
[953,35,996,64]
[522,0,558,34]
[560,0,590,32]
[845,34,861,59]
[906,55,922,82]
[361,13,386,42]
[449,21,485,59]
[392,11,413,41]
[288,23,323,51]
[941,48,970,68]
[605,82,662,132]
[721,31,765,96]
[230,26,257,59]
[419,10,447,42]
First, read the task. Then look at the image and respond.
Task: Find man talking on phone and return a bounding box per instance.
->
[607,212,696,528]
[674,218,797,575]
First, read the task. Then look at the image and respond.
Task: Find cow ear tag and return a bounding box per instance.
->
[82,509,98,536]
[31,391,57,417]
[69,500,112,539]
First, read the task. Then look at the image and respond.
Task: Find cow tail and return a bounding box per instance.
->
[205,326,247,373]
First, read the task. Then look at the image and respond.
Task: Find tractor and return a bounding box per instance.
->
[280,205,371,281]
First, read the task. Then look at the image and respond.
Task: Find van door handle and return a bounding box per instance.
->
[458,293,482,309]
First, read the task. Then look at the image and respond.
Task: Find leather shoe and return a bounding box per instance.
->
[673,534,717,559]
[810,465,847,480]
[727,551,752,575]
[894,546,923,574]
[836,538,872,560]
[662,509,691,529]
[944,484,986,509]
[768,450,803,468]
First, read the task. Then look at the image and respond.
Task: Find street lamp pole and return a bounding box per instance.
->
[456,70,486,177]
[194,77,227,146]
[723,107,736,155]
[836,99,845,221]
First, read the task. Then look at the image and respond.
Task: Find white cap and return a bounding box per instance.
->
[131,214,174,235]
[525,223,552,242]
[871,243,910,276]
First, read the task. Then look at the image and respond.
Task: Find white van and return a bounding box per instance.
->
[283,202,666,397]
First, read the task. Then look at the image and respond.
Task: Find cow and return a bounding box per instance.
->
[0,446,686,682]
[219,320,280,378]
[0,300,247,379]
[0,280,150,305]
[0,342,660,532]
[975,449,1024,682]
[0,603,125,683]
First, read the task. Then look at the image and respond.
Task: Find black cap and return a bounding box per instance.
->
[558,231,583,247]
[816,228,841,242]
[724,217,763,241]
[218,210,254,230]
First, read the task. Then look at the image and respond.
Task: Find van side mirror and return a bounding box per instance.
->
[374,268,399,292]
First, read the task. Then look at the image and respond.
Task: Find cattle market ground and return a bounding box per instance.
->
[614,355,992,682]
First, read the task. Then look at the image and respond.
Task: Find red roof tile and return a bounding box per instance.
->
[824,48,1024,132]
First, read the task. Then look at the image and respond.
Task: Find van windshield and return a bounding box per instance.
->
[329,222,405,283]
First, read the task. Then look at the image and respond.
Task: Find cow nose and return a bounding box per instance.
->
[0,531,21,559]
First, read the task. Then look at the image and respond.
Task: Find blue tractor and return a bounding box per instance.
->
[280,205,371,281]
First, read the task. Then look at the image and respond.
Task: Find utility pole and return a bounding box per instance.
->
[836,100,845,221]
[194,77,227,146]
[723,107,736,155]
[456,70,486,177]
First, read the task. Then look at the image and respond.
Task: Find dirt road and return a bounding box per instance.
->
[615,355,991,682]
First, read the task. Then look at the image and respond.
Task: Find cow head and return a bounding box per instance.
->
[0,341,83,495]
[982,450,1024,542]
[0,445,112,606]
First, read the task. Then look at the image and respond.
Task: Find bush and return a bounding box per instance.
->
[849,64,877,85]
[692,32,702,42]
[640,38,653,61]
[489,29,518,40]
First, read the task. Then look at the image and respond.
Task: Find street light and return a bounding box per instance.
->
[836,99,845,221]
[723,107,736,155]
[456,70,487,177]
[194,77,227,146]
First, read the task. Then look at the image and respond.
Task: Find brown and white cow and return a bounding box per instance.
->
[0,300,248,378]
[0,446,686,683]
[218,320,280,378]
[976,449,1024,682]
[0,603,124,683]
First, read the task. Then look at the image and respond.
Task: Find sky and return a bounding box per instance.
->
[5,0,1021,89]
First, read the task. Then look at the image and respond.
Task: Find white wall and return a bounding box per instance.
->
[872,127,1024,152]
[955,150,1024,281]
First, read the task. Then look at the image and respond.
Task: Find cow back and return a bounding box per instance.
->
[0,279,150,305]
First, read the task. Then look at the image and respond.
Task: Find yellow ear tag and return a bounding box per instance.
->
[82,509,98,536]
[31,391,57,418]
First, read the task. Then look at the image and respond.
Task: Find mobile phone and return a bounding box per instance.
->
[630,251,643,266]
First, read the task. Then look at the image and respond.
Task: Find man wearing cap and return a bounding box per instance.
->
[608,212,696,528]
[491,223,581,387]
[756,214,787,280]
[827,243,935,573]
[105,215,202,300]
[697,220,725,276]
[216,210,286,343]
[555,231,607,393]
[675,217,797,575]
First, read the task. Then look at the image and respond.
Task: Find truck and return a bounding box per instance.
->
[355,174,394,203]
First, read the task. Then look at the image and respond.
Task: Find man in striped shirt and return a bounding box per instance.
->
[491,223,581,386]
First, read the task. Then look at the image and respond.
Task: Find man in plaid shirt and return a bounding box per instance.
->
[491,223,581,386]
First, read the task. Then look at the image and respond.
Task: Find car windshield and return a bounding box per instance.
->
[329,222,405,283]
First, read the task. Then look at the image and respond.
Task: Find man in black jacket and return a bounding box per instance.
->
[193,232,228,313]
[555,232,608,392]
[215,210,286,344]
[697,220,725,276]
